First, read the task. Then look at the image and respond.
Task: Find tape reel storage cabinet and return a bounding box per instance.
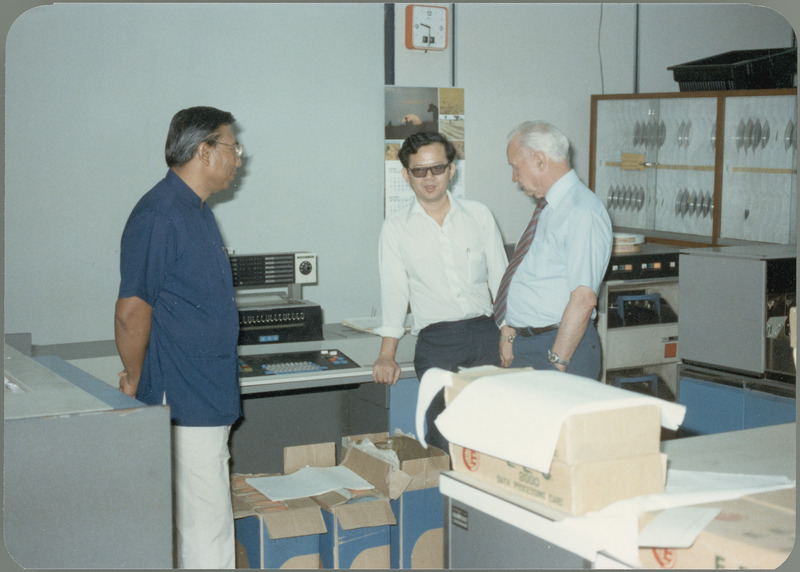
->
[589,88,797,246]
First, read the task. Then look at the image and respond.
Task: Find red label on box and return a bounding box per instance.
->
[462,448,480,471]
[664,342,677,359]
[651,548,677,568]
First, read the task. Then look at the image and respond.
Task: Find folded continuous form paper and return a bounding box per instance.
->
[416,368,686,474]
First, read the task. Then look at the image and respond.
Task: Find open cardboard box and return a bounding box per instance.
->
[313,484,396,569]
[231,473,327,569]
[341,432,450,499]
[638,487,796,569]
[281,442,396,569]
[342,432,451,569]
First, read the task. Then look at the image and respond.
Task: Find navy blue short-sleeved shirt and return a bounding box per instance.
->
[118,170,241,426]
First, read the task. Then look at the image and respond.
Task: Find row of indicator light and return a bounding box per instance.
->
[240,312,305,324]
[610,260,677,272]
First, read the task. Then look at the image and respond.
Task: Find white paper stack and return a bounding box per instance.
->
[416,367,686,473]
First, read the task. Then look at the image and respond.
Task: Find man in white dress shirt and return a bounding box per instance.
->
[372,131,508,449]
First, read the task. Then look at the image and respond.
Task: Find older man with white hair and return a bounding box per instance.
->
[494,120,612,379]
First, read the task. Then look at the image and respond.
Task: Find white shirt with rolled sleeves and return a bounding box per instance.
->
[376,191,508,338]
[506,170,612,328]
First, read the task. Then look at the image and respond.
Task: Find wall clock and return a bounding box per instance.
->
[405,4,449,51]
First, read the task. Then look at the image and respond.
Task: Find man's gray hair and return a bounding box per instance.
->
[165,106,236,168]
[509,120,571,164]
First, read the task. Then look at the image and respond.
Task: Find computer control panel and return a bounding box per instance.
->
[237,349,359,378]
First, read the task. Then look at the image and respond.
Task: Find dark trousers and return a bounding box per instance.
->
[413,315,501,450]
[510,321,602,380]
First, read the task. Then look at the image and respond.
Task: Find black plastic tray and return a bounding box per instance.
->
[668,47,797,91]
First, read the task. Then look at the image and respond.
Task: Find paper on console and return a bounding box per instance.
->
[417,367,686,474]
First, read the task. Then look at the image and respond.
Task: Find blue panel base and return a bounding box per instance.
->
[745,389,796,428]
[679,376,796,436]
[679,376,745,435]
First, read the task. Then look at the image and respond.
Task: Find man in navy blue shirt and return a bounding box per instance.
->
[115,106,243,568]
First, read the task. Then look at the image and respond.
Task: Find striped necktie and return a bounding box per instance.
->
[493,198,547,327]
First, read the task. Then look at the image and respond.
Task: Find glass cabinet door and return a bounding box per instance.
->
[593,97,659,233]
[651,97,718,239]
[593,96,717,242]
[720,94,797,244]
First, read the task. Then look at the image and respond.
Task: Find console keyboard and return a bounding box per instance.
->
[238,349,359,378]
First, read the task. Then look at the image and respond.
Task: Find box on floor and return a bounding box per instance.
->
[232,473,327,569]
[638,487,796,569]
[445,366,667,516]
[342,432,451,568]
[285,441,397,569]
[313,487,396,569]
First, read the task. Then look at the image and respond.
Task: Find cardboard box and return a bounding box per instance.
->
[341,432,450,499]
[447,366,662,464]
[280,441,396,569]
[390,487,444,569]
[231,473,327,569]
[638,488,796,569]
[314,489,396,569]
[284,441,336,474]
[450,444,667,516]
[342,432,450,568]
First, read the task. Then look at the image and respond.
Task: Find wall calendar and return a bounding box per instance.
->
[384,86,465,218]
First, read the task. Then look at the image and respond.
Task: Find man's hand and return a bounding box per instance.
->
[499,340,514,367]
[499,325,515,367]
[372,357,401,386]
[118,369,139,397]
[372,336,402,385]
[114,296,152,399]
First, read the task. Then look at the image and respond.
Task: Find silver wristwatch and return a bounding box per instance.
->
[500,334,515,343]
[547,349,569,366]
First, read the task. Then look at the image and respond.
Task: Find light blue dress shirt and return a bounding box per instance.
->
[506,170,612,328]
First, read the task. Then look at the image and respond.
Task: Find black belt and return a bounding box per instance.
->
[418,315,494,335]
[515,323,560,336]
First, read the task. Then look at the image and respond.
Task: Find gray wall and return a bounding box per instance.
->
[453,3,795,244]
[5,3,386,344]
[4,2,796,346]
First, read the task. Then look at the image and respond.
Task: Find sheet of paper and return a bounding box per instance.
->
[552,470,795,566]
[342,314,412,335]
[245,465,373,501]
[638,507,722,548]
[592,469,795,519]
[662,469,795,504]
[415,368,453,445]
